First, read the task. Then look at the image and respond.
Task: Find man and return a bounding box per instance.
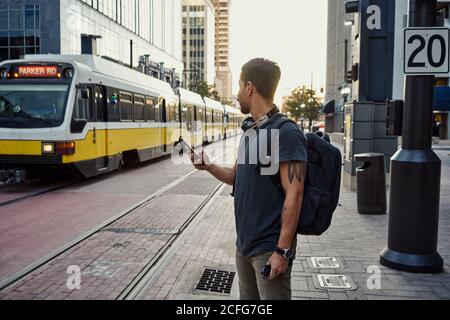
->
[191,58,307,300]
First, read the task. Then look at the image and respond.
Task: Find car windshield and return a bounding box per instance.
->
[0,84,69,128]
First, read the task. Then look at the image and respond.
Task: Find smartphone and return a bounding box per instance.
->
[261,265,271,279]
[179,138,203,164]
[179,138,195,155]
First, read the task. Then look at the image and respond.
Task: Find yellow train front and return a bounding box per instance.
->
[0,55,182,178]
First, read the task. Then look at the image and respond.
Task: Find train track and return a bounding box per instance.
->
[0,180,81,208]
[119,182,225,300]
[0,146,235,297]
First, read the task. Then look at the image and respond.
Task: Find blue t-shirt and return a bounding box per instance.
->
[234,115,308,257]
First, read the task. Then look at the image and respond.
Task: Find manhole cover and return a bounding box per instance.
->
[317,275,353,289]
[196,269,235,294]
[309,257,340,269]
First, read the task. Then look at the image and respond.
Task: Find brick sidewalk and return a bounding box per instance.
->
[135,148,450,300]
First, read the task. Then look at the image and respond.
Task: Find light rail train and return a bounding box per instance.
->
[0,55,244,179]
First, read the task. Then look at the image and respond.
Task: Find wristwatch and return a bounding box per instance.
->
[275,246,294,260]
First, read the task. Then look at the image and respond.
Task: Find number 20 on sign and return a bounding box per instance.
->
[404,28,450,75]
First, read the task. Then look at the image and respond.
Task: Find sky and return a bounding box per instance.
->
[229,0,328,105]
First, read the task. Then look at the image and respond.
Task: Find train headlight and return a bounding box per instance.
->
[63,68,74,79]
[42,142,55,154]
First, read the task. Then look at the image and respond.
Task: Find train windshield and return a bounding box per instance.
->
[0,84,69,128]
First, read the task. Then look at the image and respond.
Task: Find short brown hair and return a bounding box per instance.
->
[240,58,281,100]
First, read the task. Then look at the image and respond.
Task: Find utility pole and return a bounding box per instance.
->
[380,0,443,273]
[130,39,133,69]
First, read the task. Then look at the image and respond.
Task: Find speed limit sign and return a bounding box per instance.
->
[404,28,450,74]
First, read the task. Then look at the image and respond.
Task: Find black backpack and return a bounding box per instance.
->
[264,115,342,236]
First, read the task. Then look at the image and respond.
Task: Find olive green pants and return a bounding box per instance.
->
[235,251,294,300]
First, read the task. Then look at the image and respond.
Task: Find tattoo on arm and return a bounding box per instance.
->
[288,161,306,184]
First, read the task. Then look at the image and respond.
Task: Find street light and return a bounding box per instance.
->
[340,87,351,96]
[340,87,351,133]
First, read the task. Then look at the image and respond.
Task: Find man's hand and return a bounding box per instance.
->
[189,152,235,186]
[267,253,289,280]
[190,151,212,171]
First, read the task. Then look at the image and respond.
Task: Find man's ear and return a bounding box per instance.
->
[246,81,254,96]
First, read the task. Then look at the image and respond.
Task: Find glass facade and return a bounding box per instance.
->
[0,0,183,81]
[60,0,182,74]
[78,0,179,56]
[0,4,40,62]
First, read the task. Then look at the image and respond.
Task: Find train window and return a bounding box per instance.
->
[196,106,203,122]
[0,98,5,113]
[134,95,145,122]
[184,104,194,131]
[106,88,120,122]
[181,103,187,123]
[74,87,94,121]
[159,98,166,123]
[119,92,133,121]
[95,86,105,122]
[146,97,156,121]
[168,102,178,122]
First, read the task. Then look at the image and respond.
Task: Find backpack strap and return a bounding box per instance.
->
[231,114,299,198]
[270,114,297,131]
[259,114,298,197]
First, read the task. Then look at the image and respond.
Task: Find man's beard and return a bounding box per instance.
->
[239,101,250,115]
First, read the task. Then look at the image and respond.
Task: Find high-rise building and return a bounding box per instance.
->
[182,0,215,87]
[325,0,352,112]
[324,0,353,135]
[0,0,183,83]
[214,0,232,101]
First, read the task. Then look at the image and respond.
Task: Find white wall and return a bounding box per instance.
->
[60,0,183,73]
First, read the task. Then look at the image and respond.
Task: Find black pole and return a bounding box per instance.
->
[380,0,443,274]
[130,39,133,69]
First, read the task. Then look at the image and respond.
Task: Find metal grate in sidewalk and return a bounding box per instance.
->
[196,268,235,294]
[101,227,179,235]
[317,275,353,289]
[309,257,341,269]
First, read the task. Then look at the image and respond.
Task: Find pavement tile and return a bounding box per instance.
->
[2,144,449,301]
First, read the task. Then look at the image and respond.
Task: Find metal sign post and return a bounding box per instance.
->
[380,0,444,274]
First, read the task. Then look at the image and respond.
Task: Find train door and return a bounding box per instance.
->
[195,105,206,147]
[159,98,167,153]
[94,85,108,171]
[186,104,194,145]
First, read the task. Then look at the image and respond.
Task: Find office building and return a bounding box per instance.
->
[0,0,183,83]
[182,0,215,87]
[214,0,232,101]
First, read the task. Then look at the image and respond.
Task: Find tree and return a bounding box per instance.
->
[221,98,234,106]
[190,80,221,100]
[286,86,321,131]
